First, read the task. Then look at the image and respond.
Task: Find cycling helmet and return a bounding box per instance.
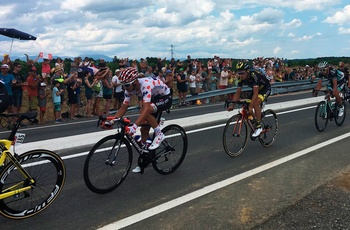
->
[119,67,139,84]
[236,61,250,71]
[317,61,329,69]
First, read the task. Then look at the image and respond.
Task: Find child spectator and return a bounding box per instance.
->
[52,79,63,123]
[38,82,49,124]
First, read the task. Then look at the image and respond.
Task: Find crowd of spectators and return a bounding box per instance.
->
[0,53,347,127]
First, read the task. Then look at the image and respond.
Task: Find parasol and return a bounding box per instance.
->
[0,28,37,54]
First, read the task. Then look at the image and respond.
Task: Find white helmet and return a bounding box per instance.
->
[317,61,329,69]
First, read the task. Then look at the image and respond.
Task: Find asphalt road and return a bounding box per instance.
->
[1,92,350,229]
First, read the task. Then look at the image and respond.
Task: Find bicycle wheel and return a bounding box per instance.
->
[315,101,328,132]
[0,149,66,219]
[83,134,132,194]
[152,124,188,175]
[335,101,346,126]
[223,114,248,157]
[259,109,278,147]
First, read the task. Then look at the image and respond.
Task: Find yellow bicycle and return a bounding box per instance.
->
[0,112,66,219]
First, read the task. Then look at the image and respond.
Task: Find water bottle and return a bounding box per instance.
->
[145,138,153,149]
[134,135,142,147]
[160,117,165,125]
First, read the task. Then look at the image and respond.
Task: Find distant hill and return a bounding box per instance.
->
[11,54,114,62]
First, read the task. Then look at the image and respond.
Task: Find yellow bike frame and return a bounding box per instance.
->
[0,139,35,200]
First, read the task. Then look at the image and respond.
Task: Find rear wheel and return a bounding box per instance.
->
[259,109,278,147]
[223,114,248,157]
[315,101,328,132]
[83,134,132,194]
[152,124,188,175]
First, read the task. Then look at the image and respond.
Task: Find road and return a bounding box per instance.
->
[1,92,350,229]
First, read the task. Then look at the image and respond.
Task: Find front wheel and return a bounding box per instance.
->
[335,101,346,126]
[152,124,188,175]
[259,109,278,147]
[83,134,132,194]
[0,150,66,219]
[223,114,248,157]
[315,101,328,132]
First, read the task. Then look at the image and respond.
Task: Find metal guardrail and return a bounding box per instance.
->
[172,78,327,104]
[128,78,327,111]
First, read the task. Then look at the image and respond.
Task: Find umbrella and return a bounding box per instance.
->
[0,28,37,54]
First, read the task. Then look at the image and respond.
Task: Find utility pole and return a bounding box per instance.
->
[170,45,175,59]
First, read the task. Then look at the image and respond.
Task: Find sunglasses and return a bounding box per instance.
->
[122,80,136,88]
[237,72,245,75]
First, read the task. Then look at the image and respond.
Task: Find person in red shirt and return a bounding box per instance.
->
[26,65,41,112]
[41,58,51,86]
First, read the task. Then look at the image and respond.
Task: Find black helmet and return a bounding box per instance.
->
[236,61,250,71]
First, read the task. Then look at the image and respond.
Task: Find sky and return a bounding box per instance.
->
[1,0,350,61]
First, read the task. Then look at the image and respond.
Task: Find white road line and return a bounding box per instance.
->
[99,131,350,230]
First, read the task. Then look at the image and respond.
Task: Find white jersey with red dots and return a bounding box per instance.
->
[123,77,171,105]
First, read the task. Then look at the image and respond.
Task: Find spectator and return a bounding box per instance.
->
[52,79,63,123]
[201,67,209,92]
[189,70,197,97]
[26,65,40,112]
[145,66,155,78]
[112,69,124,111]
[2,54,13,69]
[25,53,39,68]
[38,82,49,124]
[11,62,27,113]
[55,57,64,72]
[41,58,51,86]
[102,70,113,114]
[51,66,72,105]
[209,70,218,91]
[92,63,109,115]
[66,71,80,120]
[164,69,174,95]
[131,59,138,71]
[176,68,188,106]
[139,58,148,73]
[219,66,229,89]
[0,64,15,113]
[83,69,97,117]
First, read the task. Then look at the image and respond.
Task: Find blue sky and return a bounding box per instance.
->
[1,0,350,60]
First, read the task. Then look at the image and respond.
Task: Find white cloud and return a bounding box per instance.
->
[283,19,302,29]
[324,5,350,24]
[293,33,321,42]
[274,46,281,54]
[339,27,350,34]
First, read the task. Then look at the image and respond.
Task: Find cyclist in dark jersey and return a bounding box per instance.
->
[227,61,271,137]
[313,61,345,117]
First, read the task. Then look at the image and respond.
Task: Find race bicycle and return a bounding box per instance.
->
[83,110,188,194]
[0,112,66,219]
[314,89,346,132]
[223,100,278,157]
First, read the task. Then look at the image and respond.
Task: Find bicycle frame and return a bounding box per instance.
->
[0,139,35,200]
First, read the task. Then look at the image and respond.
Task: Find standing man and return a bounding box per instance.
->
[0,64,15,113]
[11,62,28,113]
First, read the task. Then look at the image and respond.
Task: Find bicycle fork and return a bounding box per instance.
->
[105,140,122,166]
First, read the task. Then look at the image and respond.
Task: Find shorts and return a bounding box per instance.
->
[103,94,112,100]
[248,86,271,101]
[40,107,46,112]
[150,94,173,118]
[54,103,61,111]
[28,96,37,111]
[12,90,22,107]
[85,90,93,100]
[177,84,188,93]
[113,91,124,102]
[219,85,227,89]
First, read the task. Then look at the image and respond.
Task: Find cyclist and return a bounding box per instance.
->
[107,67,172,173]
[227,61,271,137]
[313,61,345,116]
